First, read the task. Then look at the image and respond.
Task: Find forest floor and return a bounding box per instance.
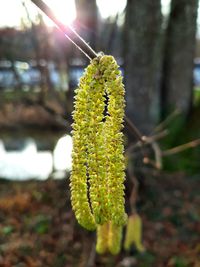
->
[0,173,199,267]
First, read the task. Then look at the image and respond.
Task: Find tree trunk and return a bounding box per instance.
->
[161,0,199,117]
[124,0,162,134]
[74,0,98,50]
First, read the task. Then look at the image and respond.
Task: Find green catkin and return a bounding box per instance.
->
[100,56,127,226]
[124,214,145,252]
[70,63,98,230]
[96,222,109,254]
[86,58,110,225]
[108,222,123,255]
[70,55,127,248]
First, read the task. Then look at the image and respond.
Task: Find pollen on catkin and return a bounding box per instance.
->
[70,54,127,251]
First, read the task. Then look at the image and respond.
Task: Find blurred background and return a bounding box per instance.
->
[0,0,200,266]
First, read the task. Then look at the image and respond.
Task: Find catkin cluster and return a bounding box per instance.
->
[96,222,122,255]
[70,55,126,253]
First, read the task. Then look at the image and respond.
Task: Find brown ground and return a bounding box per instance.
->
[0,173,199,267]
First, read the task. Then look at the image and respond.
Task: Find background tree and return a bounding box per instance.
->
[124,0,162,134]
[161,0,199,117]
[74,0,99,50]
[124,0,199,134]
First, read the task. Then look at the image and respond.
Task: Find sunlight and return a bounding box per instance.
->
[43,0,76,26]
[97,0,127,19]
[53,135,72,171]
[0,139,53,180]
[161,0,171,16]
[0,0,25,28]
[0,0,76,28]
[97,0,172,19]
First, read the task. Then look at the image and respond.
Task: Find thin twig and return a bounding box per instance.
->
[142,157,160,171]
[124,116,145,143]
[151,142,162,169]
[143,157,160,169]
[153,108,180,133]
[146,129,169,143]
[125,129,169,156]
[30,0,146,143]
[129,175,138,213]
[30,0,97,60]
[162,138,200,156]
[85,242,96,267]
[125,142,143,156]
[127,160,138,213]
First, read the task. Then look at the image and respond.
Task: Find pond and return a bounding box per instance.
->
[0,134,72,180]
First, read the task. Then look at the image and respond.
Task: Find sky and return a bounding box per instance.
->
[0,0,172,28]
[0,0,198,31]
[0,0,76,28]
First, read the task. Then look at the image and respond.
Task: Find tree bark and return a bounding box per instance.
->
[161,0,199,117]
[124,0,162,134]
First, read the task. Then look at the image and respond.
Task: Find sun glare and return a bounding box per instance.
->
[43,0,76,26]
[97,0,127,19]
[0,0,76,28]
[161,0,171,16]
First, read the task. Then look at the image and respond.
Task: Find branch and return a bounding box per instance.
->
[127,159,138,213]
[151,142,162,169]
[162,138,200,156]
[125,129,168,156]
[153,108,180,133]
[30,0,146,143]
[30,0,97,60]
[143,157,160,169]
[124,116,145,143]
[85,242,96,267]
[146,129,169,143]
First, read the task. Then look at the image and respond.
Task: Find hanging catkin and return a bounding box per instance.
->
[70,55,127,251]
[96,222,109,254]
[124,214,145,252]
[99,56,127,226]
